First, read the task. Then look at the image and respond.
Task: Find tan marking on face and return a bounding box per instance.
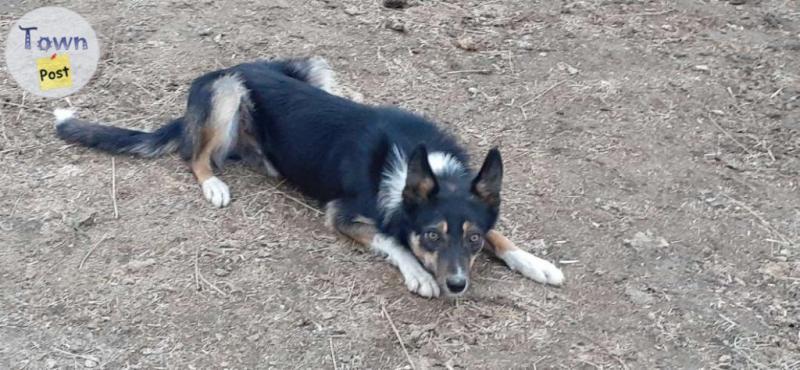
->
[409,232,438,272]
[439,221,447,235]
[469,253,480,268]
[463,221,474,234]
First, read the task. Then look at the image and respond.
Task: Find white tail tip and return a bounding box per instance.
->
[53,108,76,126]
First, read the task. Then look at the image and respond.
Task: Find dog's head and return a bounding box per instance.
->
[401,145,502,297]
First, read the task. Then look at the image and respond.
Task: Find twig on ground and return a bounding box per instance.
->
[273,188,323,215]
[199,273,227,296]
[193,246,227,296]
[706,115,754,156]
[111,158,119,219]
[626,9,675,17]
[194,246,201,291]
[330,337,338,370]
[722,194,793,245]
[15,93,25,124]
[78,234,109,270]
[381,304,415,370]
[521,80,568,108]
[0,101,50,114]
[445,69,492,75]
[51,347,100,363]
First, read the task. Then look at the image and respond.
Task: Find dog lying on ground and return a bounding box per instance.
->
[54,56,564,297]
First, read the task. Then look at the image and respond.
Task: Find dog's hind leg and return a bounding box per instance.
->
[188,74,249,208]
[325,199,440,298]
[485,230,564,286]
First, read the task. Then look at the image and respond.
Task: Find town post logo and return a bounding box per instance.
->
[5,7,100,98]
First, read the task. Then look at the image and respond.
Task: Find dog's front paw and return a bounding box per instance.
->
[400,263,440,298]
[201,176,230,208]
[504,250,564,286]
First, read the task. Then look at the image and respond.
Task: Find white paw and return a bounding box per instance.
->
[369,234,441,298]
[400,263,440,298]
[201,176,230,207]
[504,249,564,286]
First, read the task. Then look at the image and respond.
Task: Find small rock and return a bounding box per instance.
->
[383,0,408,9]
[455,35,478,51]
[343,7,366,16]
[516,40,534,50]
[214,268,230,277]
[247,333,260,342]
[84,359,98,368]
[213,34,223,44]
[321,311,336,320]
[760,262,788,279]
[729,0,746,4]
[557,61,580,75]
[67,211,97,229]
[125,258,156,272]
[385,17,406,32]
[219,240,242,249]
[693,65,710,72]
[625,286,656,305]
[623,231,669,249]
[46,359,57,369]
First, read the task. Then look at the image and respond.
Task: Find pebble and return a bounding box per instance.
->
[383,0,408,8]
[343,7,365,16]
[385,17,406,32]
[455,36,477,51]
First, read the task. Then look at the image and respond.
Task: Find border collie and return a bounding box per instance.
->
[54,57,564,297]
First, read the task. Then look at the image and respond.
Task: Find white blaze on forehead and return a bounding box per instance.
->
[377,146,466,220]
[427,151,465,176]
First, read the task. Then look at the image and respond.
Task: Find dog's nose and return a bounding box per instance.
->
[445,276,467,293]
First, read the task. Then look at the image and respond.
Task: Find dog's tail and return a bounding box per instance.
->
[276,56,338,94]
[53,109,183,157]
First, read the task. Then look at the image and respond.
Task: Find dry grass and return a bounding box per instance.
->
[1,0,799,368]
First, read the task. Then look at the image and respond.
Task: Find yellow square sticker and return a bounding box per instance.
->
[37,53,73,91]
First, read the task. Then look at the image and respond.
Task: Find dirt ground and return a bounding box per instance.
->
[1,0,799,368]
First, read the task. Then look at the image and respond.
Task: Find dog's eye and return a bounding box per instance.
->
[468,233,482,243]
[424,231,440,241]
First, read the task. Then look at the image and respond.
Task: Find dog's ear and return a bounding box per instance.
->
[471,148,503,209]
[403,145,439,206]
